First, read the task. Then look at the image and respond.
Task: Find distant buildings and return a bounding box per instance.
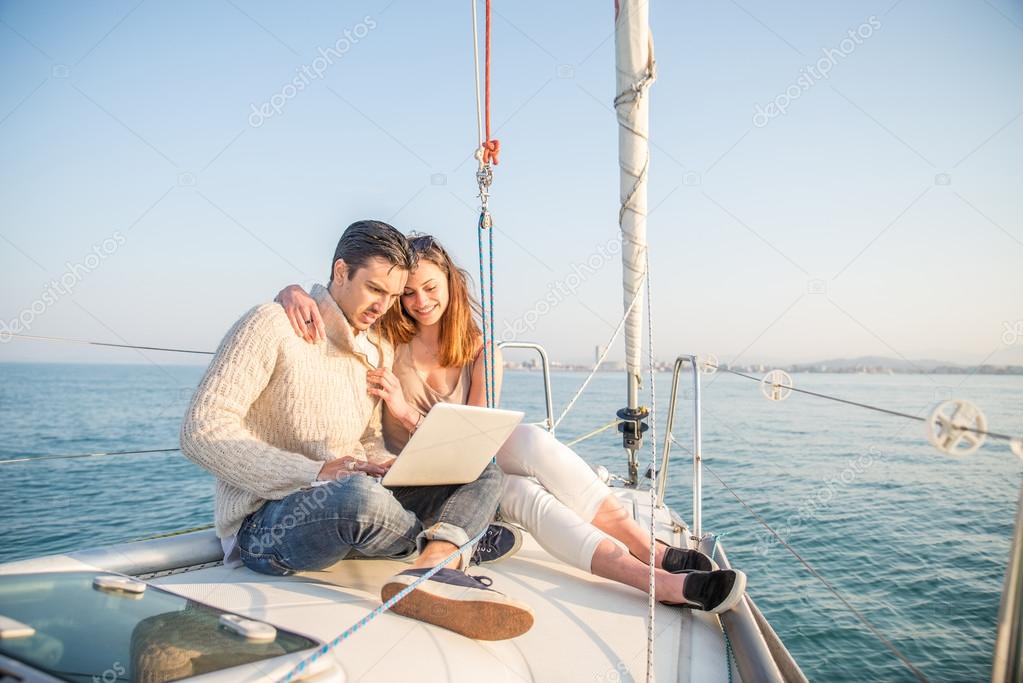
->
[502,358,1023,375]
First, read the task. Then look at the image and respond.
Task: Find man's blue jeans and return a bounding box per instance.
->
[236,462,504,575]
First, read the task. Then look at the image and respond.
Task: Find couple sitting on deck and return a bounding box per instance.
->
[180,220,746,641]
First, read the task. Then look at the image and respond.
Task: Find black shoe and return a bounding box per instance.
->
[470,522,523,566]
[662,547,717,573]
[381,567,534,640]
[662,569,747,614]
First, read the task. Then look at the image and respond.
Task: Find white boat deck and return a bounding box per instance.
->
[0,488,738,682]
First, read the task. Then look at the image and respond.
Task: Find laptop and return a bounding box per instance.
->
[381,402,524,487]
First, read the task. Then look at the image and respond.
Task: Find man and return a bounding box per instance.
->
[180,219,533,640]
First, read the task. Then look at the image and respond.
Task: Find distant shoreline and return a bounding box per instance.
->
[3,360,1020,376]
[507,365,1023,375]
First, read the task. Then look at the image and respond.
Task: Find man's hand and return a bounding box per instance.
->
[317,456,391,481]
[276,284,324,343]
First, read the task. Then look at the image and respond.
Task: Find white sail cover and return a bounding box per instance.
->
[614,0,655,391]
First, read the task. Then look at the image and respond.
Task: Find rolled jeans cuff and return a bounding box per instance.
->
[417,522,472,569]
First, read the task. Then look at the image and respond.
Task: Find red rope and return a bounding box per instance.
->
[481,139,500,165]
[482,0,499,165]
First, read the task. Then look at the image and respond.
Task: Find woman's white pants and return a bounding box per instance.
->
[496,424,611,571]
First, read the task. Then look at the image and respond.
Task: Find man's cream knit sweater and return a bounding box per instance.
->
[180,283,393,539]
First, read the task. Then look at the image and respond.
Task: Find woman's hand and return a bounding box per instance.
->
[317,456,390,481]
[276,284,324,343]
[366,368,418,430]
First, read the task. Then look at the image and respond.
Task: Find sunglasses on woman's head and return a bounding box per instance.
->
[409,235,441,254]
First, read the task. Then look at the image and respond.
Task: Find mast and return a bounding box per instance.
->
[613,0,655,484]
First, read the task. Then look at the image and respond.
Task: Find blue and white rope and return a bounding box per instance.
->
[477,214,494,408]
[487,224,496,407]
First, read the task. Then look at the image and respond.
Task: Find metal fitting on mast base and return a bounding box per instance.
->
[617,406,649,485]
[617,406,649,447]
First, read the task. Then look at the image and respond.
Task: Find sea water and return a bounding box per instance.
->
[0,362,1019,682]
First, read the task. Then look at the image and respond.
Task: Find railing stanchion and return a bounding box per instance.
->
[656,357,685,505]
[657,354,702,540]
[689,355,703,538]
[497,341,555,435]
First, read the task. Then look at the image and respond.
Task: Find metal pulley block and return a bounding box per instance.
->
[698,353,718,375]
[926,399,987,457]
[760,369,794,401]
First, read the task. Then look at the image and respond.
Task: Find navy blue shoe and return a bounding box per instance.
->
[662,569,747,614]
[662,547,717,573]
[631,545,717,572]
[470,522,523,566]
[381,567,534,640]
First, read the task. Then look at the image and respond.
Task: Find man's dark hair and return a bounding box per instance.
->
[329,220,416,282]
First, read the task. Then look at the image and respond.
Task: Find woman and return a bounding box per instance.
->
[277,234,745,613]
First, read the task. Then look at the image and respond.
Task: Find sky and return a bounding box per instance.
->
[1,0,1021,368]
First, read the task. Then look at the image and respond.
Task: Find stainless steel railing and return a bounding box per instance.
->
[498,341,555,435]
[657,354,703,538]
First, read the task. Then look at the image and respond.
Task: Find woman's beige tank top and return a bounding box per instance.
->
[381,342,473,453]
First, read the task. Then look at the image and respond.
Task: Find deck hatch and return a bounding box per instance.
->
[0,571,317,682]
